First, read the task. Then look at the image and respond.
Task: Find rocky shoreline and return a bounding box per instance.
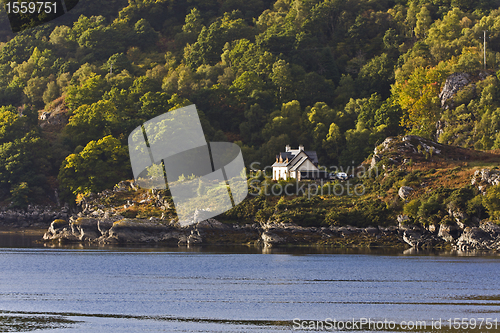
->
[0,204,72,230]
[41,215,500,251]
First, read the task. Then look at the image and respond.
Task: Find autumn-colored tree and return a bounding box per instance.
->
[392,65,449,139]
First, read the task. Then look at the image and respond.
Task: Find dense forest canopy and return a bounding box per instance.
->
[0,0,500,205]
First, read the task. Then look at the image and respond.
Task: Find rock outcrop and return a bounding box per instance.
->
[39,100,69,130]
[439,72,470,109]
[369,135,449,170]
[43,216,261,246]
[471,168,500,194]
[455,227,495,251]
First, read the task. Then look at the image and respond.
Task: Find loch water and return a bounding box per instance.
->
[0,234,499,332]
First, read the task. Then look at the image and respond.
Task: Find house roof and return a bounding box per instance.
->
[290,156,319,171]
[288,152,306,168]
[304,151,318,164]
[271,152,295,167]
[272,150,318,166]
[289,156,309,171]
[272,150,319,171]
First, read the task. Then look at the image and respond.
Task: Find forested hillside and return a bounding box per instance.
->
[0,0,500,206]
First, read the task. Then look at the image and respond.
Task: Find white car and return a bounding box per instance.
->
[336,172,348,180]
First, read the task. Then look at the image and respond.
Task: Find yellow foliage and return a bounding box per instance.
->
[392,63,450,138]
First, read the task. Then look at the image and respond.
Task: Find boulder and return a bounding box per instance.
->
[196,218,231,230]
[427,224,437,233]
[44,219,68,237]
[438,224,457,242]
[43,219,79,242]
[106,219,174,243]
[187,234,203,245]
[471,169,500,191]
[71,218,100,241]
[98,215,123,234]
[374,137,395,154]
[364,227,380,235]
[455,227,493,251]
[398,186,414,200]
[370,155,381,170]
[447,209,468,229]
[261,231,286,246]
[397,214,410,225]
[402,230,423,248]
[114,181,131,192]
[479,221,500,237]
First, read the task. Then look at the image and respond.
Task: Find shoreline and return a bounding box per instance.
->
[0,228,47,236]
[1,213,500,252]
[38,216,500,251]
[3,224,500,255]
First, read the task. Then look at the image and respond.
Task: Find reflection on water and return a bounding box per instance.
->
[0,233,42,249]
[1,232,499,256]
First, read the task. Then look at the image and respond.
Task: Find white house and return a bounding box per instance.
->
[272,145,319,181]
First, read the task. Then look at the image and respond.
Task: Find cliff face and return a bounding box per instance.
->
[439,72,471,109]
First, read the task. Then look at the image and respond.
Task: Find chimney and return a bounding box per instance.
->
[279,154,283,163]
[299,145,304,151]
[275,155,278,163]
[285,145,291,152]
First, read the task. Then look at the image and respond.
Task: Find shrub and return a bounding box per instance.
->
[484,185,500,220]
[403,199,421,219]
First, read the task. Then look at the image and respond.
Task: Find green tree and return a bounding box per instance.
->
[484,185,500,220]
[262,100,302,145]
[183,8,203,34]
[270,59,293,102]
[415,6,431,39]
[138,91,170,119]
[65,100,119,147]
[58,135,130,198]
[334,74,356,107]
[356,54,394,98]
[0,130,51,205]
[0,106,24,144]
[65,74,107,112]
[24,76,49,108]
[186,11,252,68]
[134,19,158,50]
[426,8,465,62]
[68,15,106,41]
[322,122,343,163]
[43,81,60,106]
[78,25,125,61]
